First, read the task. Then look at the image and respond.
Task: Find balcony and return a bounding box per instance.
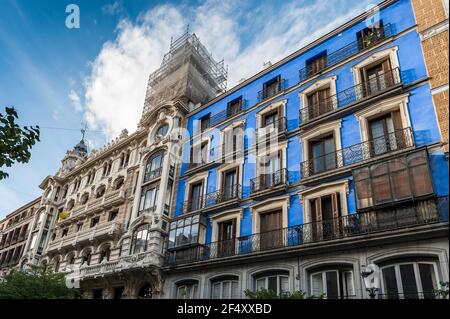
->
[257,79,287,103]
[166,197,448,266]
[144,167,163,183]
[188,145,244,171]
[68,189,127,219]
[250,168,288,195]
[78,251,162,279]
[182,184,241,214]
[299,68,402,125]
[298,23,393,82]
[210,100,245,127]
[46,221,123,253]
[300,127,413,179]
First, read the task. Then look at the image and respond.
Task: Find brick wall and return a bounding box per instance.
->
[411,0,448,32]
[433,90,449,150]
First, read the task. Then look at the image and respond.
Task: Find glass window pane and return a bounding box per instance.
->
[256,278,265,291]
[400,264,419,299]
[231,281,239,299]
[325,271,339,299]
[280,276,289,293]
[268,276,277,293]
[222,281,231,299]
[212,283,221,299]
[382,266,399,299]
[311,273,324,296]
[418,264,437,299]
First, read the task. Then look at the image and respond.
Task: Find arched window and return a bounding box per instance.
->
[99,247,111,263]
[113,176,124,190]
[138,284,153,299]
[176,280,199,299]
[66,199,75,211]
[80,193,89,205]
[54,258,61,272]
[156,124,169,138]
[81,251,92,266]
[67,254,76,265]
[254,270,290,295]
[309,265,355,299]
[96,185,106,198]
[211,276,240,299]
[144,152,164,183]
[130,224,150,254]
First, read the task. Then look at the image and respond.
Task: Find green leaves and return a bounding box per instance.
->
[0,264,80,299]
[0,106,40,180]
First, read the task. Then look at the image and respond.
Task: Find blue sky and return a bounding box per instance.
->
[0,0,376,217]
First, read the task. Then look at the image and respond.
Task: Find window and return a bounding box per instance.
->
[222,169,238,200]
[99,247,110,263]
[90,217,100,228]
[113,176,124,190]
[190,142,209,167]
[360,58,394,97]
[80,193,89,205]
[259,211,283,250]
[353,150,434,209]
[61,229,69,237]
[108,210,118,222]
[217,219,236,257]
[77,223,83,231]
[309,135,336,174]
[223,125,244,161]
[144,152,164,182]
[306,86,332,119]
[131,224,150,254]
[309,193,341,240]
[227,97,242,117]
[357,20,385,50]
[211,276,240,299]
[306,51,327,76]
[310,268,355,299]
[96,185,106,198]
[188,181,204,211]
[138,186,159,215]
[254,271,289,295]
[81,252,91,266]
[380,259,439,299]
[262,76,282,100]
[368,110,404,156]
[200,114,211,133]
[67,200,75,211]
[176,281,199,299]
[156,124,169,138]
[168,215,204,248]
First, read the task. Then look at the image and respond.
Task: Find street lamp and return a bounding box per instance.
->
[361,264,380,299]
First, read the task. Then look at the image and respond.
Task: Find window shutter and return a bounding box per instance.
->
[331,192,341,219]
[312,273,324,296]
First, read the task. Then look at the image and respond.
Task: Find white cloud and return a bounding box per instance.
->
[68,89,83,112]
[78,0,374,141]
[102,1,124,16]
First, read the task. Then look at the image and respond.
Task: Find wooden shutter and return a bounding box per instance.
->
[391,110,403,131]
[331,193,341,219]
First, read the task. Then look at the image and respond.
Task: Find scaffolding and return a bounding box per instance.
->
[148,29,228,94]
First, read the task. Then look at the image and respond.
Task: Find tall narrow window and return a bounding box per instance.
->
[361,59,393,97]
[227,97,242,117]
[368,110,403,156]
[200,115,210,133]
[139,186,159,215]
[144,152,164,183]
[259,210,283,250]
[307,87,332,119]
[217,219,236,257]
[262,76,281,100]
[310,193,341,241]
[222,169,238,200]
[309,135,336,174]
[189,182,203,212]
[306,52,328,76]
[131,224,150,254]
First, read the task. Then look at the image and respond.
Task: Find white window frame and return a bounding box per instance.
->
[250,196,289,234]
[310,269,355,299]
[380,261,441,298]
[254,273,290,295]
[211,278,240,299]
[299,75,337,120]
[351,46,400,86]
[176,282,199,299]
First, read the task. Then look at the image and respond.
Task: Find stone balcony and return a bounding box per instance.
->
[68,189,127,220]
[46,221,123,253]
[77,251,163,279]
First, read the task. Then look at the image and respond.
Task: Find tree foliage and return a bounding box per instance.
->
[0,107,40,180]
[0,264,80,299]
[244,289,325,299]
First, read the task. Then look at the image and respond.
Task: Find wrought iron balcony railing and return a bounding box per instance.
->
[166,197,448,265]
[301,127,413,178]
[299,24,393,82]
[182,184,241,213]
[250,168,288,194]
[376,292,439,299]
[299,67,402,124]
[257,79,287,103]
[210,100,246,127]
[144,167,163,183]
